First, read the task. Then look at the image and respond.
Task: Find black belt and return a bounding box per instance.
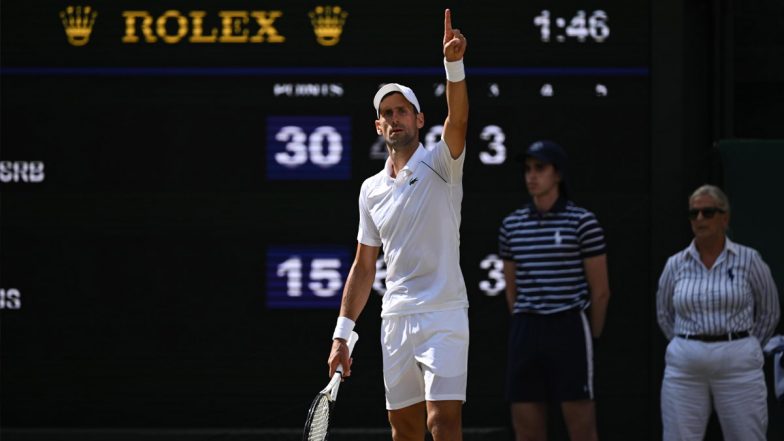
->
[677,331,750,342]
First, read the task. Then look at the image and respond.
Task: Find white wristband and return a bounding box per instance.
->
[332,316,355,341]
[444,58,465,82]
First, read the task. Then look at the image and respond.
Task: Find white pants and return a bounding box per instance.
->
[661,337,767,441]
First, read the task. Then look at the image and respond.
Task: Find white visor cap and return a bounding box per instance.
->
[373,83,421,117]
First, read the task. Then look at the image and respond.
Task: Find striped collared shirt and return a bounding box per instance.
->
[498,198,606,314]
[656,237,780,344]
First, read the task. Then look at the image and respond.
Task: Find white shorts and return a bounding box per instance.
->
[381,308,469,410]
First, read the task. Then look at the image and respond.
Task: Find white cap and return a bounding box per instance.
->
[373,83,421,117]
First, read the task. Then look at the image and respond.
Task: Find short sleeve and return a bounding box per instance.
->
[356,180,381,247]
[429,139,465,185]
[577,211,606,258]
[499,218,512,260]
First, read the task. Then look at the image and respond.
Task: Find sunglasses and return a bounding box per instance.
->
[688,207,725,220]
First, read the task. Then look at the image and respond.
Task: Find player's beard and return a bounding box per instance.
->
[385,128,418,153]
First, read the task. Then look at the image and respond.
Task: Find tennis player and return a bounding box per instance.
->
[326,8,469,441]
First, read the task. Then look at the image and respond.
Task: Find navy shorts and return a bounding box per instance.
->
[506,309,595,402]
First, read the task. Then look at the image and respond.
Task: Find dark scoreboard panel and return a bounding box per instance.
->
[1,0,651,432]
[1,1,648,66]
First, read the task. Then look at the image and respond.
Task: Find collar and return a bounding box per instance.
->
[384,143,426,181]
[525,195,569,216]
[685,236,738,261]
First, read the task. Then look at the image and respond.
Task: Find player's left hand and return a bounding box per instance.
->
[443,9,466,62]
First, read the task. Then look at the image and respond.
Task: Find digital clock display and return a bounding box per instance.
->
[534,10,610,43]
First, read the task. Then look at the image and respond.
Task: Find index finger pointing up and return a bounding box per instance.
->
[444,8,452,32]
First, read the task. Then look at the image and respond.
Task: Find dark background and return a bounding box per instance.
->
[1,1,782,440]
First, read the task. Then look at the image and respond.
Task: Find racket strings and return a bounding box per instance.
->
[304,395,332,441]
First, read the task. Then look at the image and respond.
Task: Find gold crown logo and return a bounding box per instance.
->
[308,6,348,47]
[60,5,97,46]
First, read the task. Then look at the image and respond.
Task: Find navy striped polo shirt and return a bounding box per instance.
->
[499,197,607,314]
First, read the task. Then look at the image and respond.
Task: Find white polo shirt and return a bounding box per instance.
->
[357,140,468,317]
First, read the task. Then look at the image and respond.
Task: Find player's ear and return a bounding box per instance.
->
[416,112,425,129]
[375,120,382,135]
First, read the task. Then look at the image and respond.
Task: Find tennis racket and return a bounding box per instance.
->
[302,330,359,441]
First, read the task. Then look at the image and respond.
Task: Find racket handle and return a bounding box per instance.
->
[336,331,359,375]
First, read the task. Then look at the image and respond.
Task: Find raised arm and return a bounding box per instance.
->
[441,8,468,159]
[327,242,380,378]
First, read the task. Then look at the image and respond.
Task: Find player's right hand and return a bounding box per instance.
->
[328,338,353,380]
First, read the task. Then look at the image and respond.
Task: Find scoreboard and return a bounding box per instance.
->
[1,0,651,432]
